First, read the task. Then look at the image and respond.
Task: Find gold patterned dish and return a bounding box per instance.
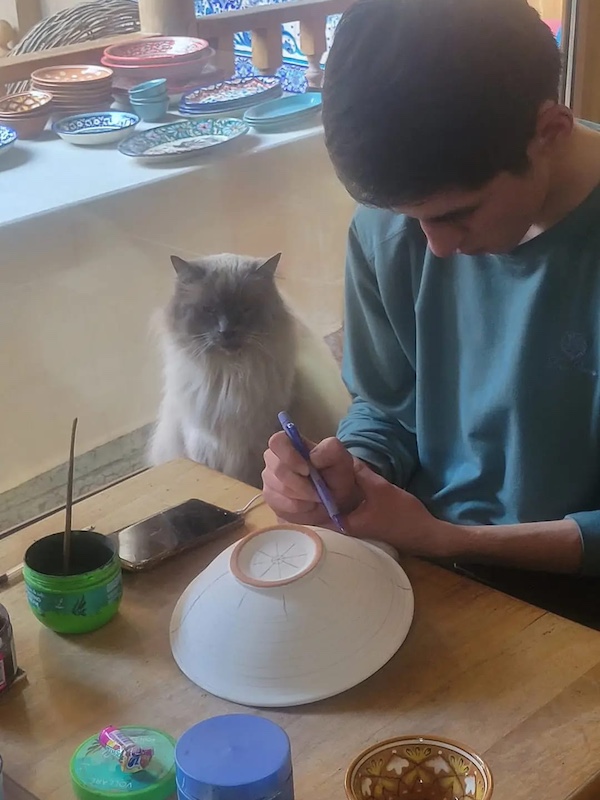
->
[0,90,53,139]
[345,736,493,800]
[0,90,52,116]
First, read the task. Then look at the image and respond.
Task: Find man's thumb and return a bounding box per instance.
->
[342,461,386,535]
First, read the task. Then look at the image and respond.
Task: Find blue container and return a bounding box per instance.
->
[175,715,294,800]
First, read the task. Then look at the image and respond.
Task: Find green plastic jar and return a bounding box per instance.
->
[70,727,176,800]
[23,530,122,634]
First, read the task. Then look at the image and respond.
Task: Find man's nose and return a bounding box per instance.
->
[420,221,464,258]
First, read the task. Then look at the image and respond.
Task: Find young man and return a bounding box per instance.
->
[262,0,600,624]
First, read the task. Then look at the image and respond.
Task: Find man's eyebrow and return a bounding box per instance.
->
[425,203,481,224]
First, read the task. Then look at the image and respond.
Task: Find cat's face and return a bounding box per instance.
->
[167,253,285,355]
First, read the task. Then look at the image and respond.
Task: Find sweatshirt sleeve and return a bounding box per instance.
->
[337,218,419,487]
[565,511,600,575]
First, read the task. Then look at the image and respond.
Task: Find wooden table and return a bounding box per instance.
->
[2,460,600,800]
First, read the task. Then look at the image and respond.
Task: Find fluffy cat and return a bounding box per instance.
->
[149,252,350,488]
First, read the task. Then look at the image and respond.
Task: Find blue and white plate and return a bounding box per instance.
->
[0,125,17,158]
[244,92,322,128]
[180,76,281,115]
[118,117,249,162]
[53,112,140,146]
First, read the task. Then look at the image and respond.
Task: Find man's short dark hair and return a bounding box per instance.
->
[322,0,562,207]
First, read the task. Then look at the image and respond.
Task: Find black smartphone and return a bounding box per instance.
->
[109,498,244,572]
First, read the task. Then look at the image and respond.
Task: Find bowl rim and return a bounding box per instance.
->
[230,524,325,588]
[103,35,209,64]
[344,734,494,800]
[129,95,170,105]
[52,111,140,135]
[0,89,53,114]
[128,78,168,93]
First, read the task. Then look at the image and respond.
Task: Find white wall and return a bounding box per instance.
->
[0,133,354,494]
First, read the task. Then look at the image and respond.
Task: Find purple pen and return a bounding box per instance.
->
[278,411,346,533]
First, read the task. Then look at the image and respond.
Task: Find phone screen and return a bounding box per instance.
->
[110,498,244,570]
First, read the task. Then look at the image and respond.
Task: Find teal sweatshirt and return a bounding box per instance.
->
[337,184,600,574]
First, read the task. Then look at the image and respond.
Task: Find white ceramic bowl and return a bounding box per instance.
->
[170,524,414,707]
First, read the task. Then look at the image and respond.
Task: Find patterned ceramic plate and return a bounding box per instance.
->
[180,77,281,112]
[0,124,17,157]
[31,65,113,84]
[118,118,249,162]
[104,36,209,65]
[53,112,139,146]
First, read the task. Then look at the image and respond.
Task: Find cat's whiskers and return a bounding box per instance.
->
[246,334,276,362]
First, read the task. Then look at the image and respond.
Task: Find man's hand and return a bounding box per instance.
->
[345,460,452,557]
[262,434,363,526]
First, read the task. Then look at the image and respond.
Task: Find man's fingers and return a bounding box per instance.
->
[267,431,311,477]
[262,449,318,503]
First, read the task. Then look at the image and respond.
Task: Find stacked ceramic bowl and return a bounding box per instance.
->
[243,93,322,133]
[180,76,282,118]
[102,36,217,102]
[31,65,113,115]
[0,89,53,139]
[128,78,169,122]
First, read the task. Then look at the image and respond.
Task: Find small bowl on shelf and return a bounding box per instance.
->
[128,78,168,100]
[129,95,169,123]
[0,89,53,139]
[53,111,139,146]
[345,735,494,800]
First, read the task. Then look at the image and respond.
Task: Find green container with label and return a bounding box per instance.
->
[23,530,122,634]
[70,726,176,800]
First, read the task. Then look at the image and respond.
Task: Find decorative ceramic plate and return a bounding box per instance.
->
[104,36,209,65]
[346,736,494,800]
[118,117,248,162]
[31,65,113,84]
[170,525,414,707]
[180,76,281,112]
[244,92,322,123]
[53,112,139,146]
[0,125,17,157]
[0,90,52,116]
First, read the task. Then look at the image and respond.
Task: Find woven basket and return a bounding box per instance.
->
[8,0,141,93]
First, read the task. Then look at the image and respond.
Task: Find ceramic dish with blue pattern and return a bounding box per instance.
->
[118,118,249,163]
[53,111,140,146]
[0,125,17,157]
[180,76,281,115]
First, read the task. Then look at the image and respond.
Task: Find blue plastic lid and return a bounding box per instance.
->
[175,715,292,800]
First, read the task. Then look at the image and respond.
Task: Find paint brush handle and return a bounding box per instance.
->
[278,411,346,533]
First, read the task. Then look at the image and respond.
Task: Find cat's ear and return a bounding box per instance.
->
[255,252,282,278]
[170,255,204,282]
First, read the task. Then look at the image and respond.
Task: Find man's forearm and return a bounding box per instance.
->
[445,518,583,574]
